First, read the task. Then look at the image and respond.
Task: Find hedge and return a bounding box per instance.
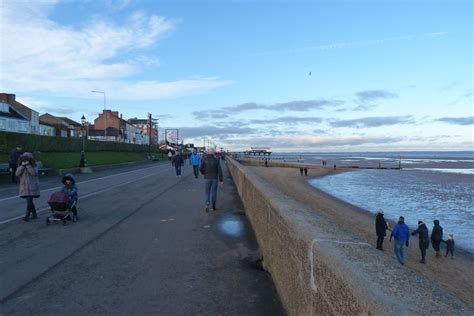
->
[0,131,162,154]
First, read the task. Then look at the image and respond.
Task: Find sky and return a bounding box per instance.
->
[0,0,472,152]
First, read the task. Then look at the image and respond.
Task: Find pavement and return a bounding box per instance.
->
[0,160,284,315]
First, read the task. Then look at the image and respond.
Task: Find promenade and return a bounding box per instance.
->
[0,161,284,315]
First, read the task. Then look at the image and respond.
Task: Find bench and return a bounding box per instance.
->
[0,162,10,176]
[36,161,52,175]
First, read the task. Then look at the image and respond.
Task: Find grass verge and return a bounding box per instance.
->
[0,152,166,170]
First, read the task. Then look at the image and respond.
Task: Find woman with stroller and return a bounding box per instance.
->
[16,152,40,222]
[61,173,79,221]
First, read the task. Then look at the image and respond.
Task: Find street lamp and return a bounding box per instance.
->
[91,90,107,139]
[79,114,86,168]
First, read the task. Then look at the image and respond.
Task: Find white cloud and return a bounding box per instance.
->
[0,1,230,100]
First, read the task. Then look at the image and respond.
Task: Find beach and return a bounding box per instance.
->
[248,164,474,308]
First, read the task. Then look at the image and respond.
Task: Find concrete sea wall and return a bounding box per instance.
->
[225,157,469,315]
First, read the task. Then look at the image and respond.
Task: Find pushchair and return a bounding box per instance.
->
[46,191,78,225]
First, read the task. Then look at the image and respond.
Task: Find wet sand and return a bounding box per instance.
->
[249,165,474,308]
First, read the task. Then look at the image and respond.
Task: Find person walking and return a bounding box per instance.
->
[299,168,303,176]
[167,151,172,161]
[172,152,184,176]
[444,234,455,259]
[304,167,308,176]
[9,145,23,183]
[411,221,430,264]
[375,209,388,250]
[189,149,201,179]
[16,152,40,222]
[390,216,410,265]
[199,148,223,212]
[431,219,443,258]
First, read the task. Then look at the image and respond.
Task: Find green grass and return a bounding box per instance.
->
[1,151,166,170]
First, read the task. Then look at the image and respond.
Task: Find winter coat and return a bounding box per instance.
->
[375,213,388,236]
[172,155,184,167]
[431,221,443,242]
[446,239,455,251]
[15,153,40,198]
[190,153,201,166]
[9,148,22,167]
[61,173,78,203]
[199,155,223,181]
[391,223,410,242]
[411,224,429,249]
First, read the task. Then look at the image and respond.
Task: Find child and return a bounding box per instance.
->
[61,173,78,220]
[444,234,455,259]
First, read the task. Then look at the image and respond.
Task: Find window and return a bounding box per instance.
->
[0,119,5,129]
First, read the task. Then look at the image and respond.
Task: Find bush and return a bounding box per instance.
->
[0,131,163,154]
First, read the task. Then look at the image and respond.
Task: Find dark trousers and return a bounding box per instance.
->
[174,165,182,176]
[192,165,199,178]
[10,164,17,182]
[25,196,37,218]
[376,236,385,249]
[420,246,427,260]
[432,240,441,251]
[446,249,454,257]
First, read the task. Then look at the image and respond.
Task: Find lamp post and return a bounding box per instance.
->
[79,114,86,168]
[91,90,107,140]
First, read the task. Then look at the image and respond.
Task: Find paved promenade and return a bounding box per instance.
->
[0,161,284,315]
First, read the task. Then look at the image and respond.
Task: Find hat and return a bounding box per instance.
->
[418,220,423,225]
[376,208,384,215]
[448,234,454,239]
[399,216,405,222]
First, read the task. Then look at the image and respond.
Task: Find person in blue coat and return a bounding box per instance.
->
[189,149,201,179]
[390,216,410,265]
[61,173,79,220]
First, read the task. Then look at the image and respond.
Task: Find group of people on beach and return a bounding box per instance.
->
[375,209,455,265]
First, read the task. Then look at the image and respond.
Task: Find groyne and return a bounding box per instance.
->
[226,157,469,315]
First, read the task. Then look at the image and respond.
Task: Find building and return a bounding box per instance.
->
[128,117,158,144]
[92,110,143,143]
[39,121,55,136]
[0,93,39,134]
[39,113,81,138]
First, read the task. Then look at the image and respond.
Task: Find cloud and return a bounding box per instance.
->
[356,90,399,103]
[330,116,414,128]
[192,99,343,120]
[178,126,256,139]
[224,134,401,150]
[253,33,447,56]
[435,117,474,126]
[0,2,231,100]
[248,116,323,125]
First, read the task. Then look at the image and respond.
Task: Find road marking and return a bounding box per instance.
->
[0,168,168,225]
[0,165,164,203]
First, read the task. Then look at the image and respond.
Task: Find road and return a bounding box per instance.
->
[0,161,284,315]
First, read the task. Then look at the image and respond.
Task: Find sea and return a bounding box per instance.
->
[271,151,474,253]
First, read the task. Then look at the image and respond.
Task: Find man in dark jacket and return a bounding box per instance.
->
[199,148,223,212]
[431,219,443,258]
[9,145,23,182]
[171,152,184,176]
[375,209,388,250]
[411,221,430,263]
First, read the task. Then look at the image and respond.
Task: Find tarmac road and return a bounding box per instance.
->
[0,161,284,315]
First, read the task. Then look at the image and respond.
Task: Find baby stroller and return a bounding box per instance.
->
[46,191,77,225]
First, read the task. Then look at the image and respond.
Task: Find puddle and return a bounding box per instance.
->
[219,218,244,237]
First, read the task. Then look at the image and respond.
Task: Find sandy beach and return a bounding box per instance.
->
[248,164,474,308]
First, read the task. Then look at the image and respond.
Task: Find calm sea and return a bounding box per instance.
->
[273,152,474,253]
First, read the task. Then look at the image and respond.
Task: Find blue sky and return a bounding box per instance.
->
[0,0,472,152]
